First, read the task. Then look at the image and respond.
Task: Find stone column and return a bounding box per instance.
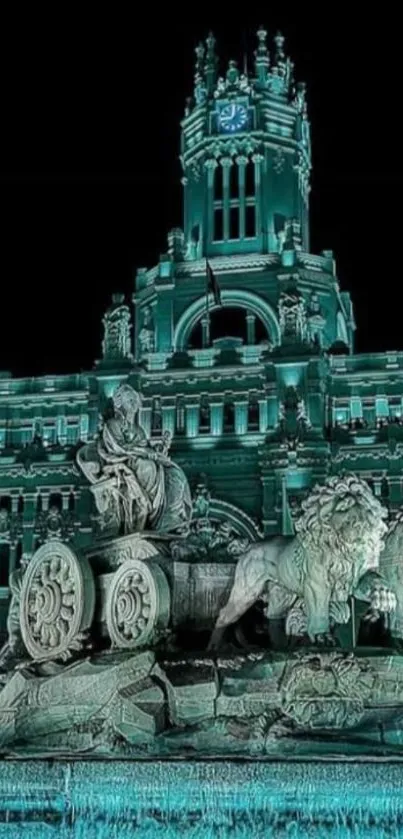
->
[186,400,200,438]
[201,315,210,348]
[221,157,232,241]
[162,403,176,436]
[252,153,264,239]
[80,413,89,442]
[61,491,70,512]
[236,155,248,239]
[57,414,67,445]
[22,492,37,559]
[258,399,268,433]
[9,494,20,575]
[210,402,224,436]
[204,158,217,246]
[246,311,256,345]
[235,401,248,436]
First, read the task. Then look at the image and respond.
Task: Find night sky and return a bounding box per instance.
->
[0,12,400,378]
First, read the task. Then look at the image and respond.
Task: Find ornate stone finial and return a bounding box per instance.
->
[194,41,207,105]
[255,25,270,82]
[278,284,307,344]
[274,31,286,62]
[226,59,239,86]
[195,41,205,81]
[283,218,302,252]
[257,24,268,46]
[205,31,217,94]
[206,31,216,59]
[138,305,155,355]
[101,294,132,364]
[167,227,185,262]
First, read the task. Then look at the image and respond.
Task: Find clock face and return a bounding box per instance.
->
[218,103,248,133]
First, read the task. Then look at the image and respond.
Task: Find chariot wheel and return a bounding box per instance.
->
[20,541,96,661]
[106,558,170,649]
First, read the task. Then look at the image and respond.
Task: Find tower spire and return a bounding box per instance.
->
[255,25,270,84]
[194,41,206,105]
[205,32,217,95]
[274,31,286,63]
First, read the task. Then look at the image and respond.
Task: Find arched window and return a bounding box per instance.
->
[187,307,269,349]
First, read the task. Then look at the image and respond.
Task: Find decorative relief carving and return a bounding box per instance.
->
[102,294,132,363]
[280,653,376,729]
[273,148,285,174]
[171,481,253,563]
[278,287,307,343]
[0,509,23,543]
[35,506,74,544]
[138,306,155,355]
[275,386,310,448]
[19,542,95,662]
[106,559,170,649]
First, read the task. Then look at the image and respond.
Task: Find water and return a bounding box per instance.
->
[0,759,402,837]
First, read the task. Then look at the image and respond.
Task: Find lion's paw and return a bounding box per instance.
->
[313,632,338,648]
[370,585,397,614]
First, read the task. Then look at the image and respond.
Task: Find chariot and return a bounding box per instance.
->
[18,532,237,662]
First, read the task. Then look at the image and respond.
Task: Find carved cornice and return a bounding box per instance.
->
[332,444,401,464]
[175,254,278,277]
[175,451,258,468]
[0,462,79,479]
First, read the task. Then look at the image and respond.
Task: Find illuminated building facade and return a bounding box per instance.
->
[0,28,399,639]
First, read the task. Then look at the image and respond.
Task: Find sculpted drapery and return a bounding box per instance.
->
[77,384,192,536]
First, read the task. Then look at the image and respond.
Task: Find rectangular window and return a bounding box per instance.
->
[376,398,389,417]
[43,425,56,446]
[21,427,32,445]
[230,164,239,199]
[245,161,255,197]
[350,398,362,419]
[245,204,256,237]
[66,425,78,445]
[334,407,349,425]
[229,207,239,239]
[214,208,223,241]
[214,166,223,200]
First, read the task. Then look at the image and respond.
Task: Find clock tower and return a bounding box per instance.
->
[181,28,311,259]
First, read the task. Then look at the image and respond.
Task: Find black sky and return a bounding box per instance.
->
[0,11,400,377]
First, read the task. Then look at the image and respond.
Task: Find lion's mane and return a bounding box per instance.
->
[379,509,403,584]
[294,474,388,601]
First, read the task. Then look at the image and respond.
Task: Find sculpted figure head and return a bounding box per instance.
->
[112,384,142,423]
[295,474,388,601]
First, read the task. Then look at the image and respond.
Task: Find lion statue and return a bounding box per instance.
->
[208,474,395,650]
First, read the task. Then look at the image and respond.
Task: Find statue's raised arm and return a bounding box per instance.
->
[77,383,192,537]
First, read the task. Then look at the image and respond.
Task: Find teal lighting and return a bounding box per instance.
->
[1,760,403,834]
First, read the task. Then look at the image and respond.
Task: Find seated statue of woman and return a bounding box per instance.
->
[77,383,192,536]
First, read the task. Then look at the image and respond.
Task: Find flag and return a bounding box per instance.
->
[206,260,221,307]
